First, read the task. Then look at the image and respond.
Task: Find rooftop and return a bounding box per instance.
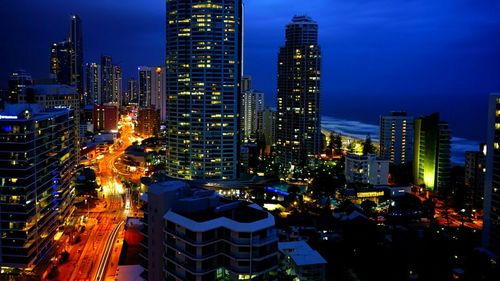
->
[278,241,327,266]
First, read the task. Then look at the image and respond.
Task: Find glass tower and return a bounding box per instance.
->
[276,16,321,167]
[165,0,242,180]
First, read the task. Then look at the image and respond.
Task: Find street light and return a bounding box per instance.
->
[85,199,89,219]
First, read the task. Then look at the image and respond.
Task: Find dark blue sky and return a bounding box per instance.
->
[1,0,499,141]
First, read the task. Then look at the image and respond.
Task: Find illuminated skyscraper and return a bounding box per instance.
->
[165,0,242,180]
[50,15,83,105]
[85,62,101,105]
[241,89,264,140]
[138,66,166,121]
[413,113,451,193]
[126,78,138,105]
[276,16,321,167]
[7,69,32,103]
[112,65,122,105]
[101,55,113,104]
[379,111,414,164]
[483,94,500,257]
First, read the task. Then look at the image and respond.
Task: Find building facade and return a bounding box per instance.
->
[413,113,451,193]
[257,106,276,156]
[137,107,160,137]
[278,241,327,281]
[164,0,242,180]
[101,55,114,104]
[7,69,32,104]
[465,145,486,209]
[140,181,278,281]
[126,78,138,105]
[241,89,264,141]
[379,111,414,164]
[483,94,500,257]
[85,62,101,105]
[138,66,166,121]
[345,154,390,185]
[0,104,76,269]
[93,104,119,132]
[276,16,321,167]
[112,65,122,105]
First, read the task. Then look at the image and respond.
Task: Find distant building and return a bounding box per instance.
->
[257,106,276,155]
[0,103,76,270]
[278,241,327,281]
[141,181,278,281]
[112,65,122,105]
[93,104,119,132]
[137,107,159,137]
[465,144,486,209]
[413,113,451,193]
[50,15,84,105]
[276,16,321,167]
[241,75,252,92]
[241,89,264,140]
[138,66,166,121]
[101,55,114,104]
[345,154,390,185]
[379,111,414,164]
[126,78,138,105]
[86,62,101,105]
[483,93,500,257]
[7,69,32,103]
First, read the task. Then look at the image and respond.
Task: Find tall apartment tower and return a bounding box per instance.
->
[241,89,264,140]
[483,94,500,257]
[138,66,166,121]
[379,111,414,164]
[100,55,113,104]
[140,181,278,281]
[413,113,451,193]
[50,15,83,105]
[112,65,122,105]
[465,144,486,209]
[85,62,101,105]
[0,103,75,270]
[165,0,242,180]
[257,106,276,156]
[126,78,138,105]
[276,16,321,167]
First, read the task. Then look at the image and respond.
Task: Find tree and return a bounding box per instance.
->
[361,199,377,215]
[362,135,375,155]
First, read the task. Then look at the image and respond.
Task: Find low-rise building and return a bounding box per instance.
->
[345,154,390,185]
[278,240,327,281]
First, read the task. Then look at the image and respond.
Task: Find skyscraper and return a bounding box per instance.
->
[483,94,500,257]
[138,66,166,121]
[112,65,122,105]
[100,55,113,104]
[0,103,75,270]
[50,15,83,105]
[85,62,101,105]
[413,113,451,193]
[165,0,242,180]
[126,78,138,105]
[379,111,414,164]
[241,89,264,140]
[70,15,84,106]
[465,144,486,209]
[276,15,321,167]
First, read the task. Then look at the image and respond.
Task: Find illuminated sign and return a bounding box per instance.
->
[0,115,18,120]
[357,191,384,198]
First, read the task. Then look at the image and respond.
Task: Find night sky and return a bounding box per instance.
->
[1,0,499,142]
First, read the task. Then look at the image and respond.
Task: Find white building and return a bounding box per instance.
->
[278,241,327,281]
[138,66,166,121]
[241,89,264,140]
[345,154,390,185]
[141,181,279,281]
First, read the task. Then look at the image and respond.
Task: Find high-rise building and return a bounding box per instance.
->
[465,144,486,209]
[93,104,119,132]
[276,16,321,167]
[379,111,414,164]
[85,62,101,105]
[0,103,76,270]
[126,78,138,105]
[257,106,276,156]
[141,181,278,281]
[138,66,166,121]
[483,94,500,257]
[165,0,242,180]
[112,65,122,105]
[7,69,32,103]
[50,40,71,85]
[137,107,160,137]
[413,113,451,193]
[241,75,252,92]
[241,89,264,140]
[50,15,83,105]
[69,15,84,106]
[101,55,113,104]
